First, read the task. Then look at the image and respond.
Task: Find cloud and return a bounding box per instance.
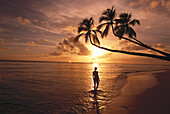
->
[128,0,170,10]
[40,21,49,28]
[39,39,48,42]
[49,37,91,56]
[161,0,165,6]
[166,1,170,9]
[121,44,147,51]
[0,41,5,45]
[0,47,11,50]
[119,39,130,45]
[142,25,152,31]
[154,43,166,48]
[27,41,36,45]
[150,1,160,9]
[49,51,62,56]
[129,1,141,6]
[119,39,147,51]
[62,25,78,35]
[17,16,31,24]
[0,38,5,45]
[96,53,112,59]
[32,19,50,28]
[23,48,30,51]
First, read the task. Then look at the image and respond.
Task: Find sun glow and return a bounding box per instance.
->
[91,46,105,58]
[93,63,98,68]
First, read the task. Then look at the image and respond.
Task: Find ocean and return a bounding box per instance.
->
[0,61,169,114]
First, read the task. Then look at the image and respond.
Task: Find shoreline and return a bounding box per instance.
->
[103,70,170,114]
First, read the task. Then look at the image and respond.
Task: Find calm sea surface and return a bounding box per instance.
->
[0,61,169,114]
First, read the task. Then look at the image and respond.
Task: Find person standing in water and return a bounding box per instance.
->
[92,67,100,90]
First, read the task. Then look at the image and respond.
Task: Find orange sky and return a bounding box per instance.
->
[0,0,170,64]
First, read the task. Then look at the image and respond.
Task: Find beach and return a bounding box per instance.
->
[103,70,170,114]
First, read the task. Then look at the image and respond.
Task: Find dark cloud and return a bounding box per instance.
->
[49,51,62,56]
[49,37,91,56]
[121,44,147,51]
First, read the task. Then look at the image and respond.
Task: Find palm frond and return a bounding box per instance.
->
[78,26,88,33]
[127,27,136,38]
[80,18,88,26]
[114,19,124,24]
[92,29,102,38]
[127,13,132,21]
[85,32,89,43]
[115,26,125,37]
[102,24,110,38]
[111,9,116,20]
[90,17,94,26]
[111,5,114,11]
[95,29,102,35]
[74,33,84,42]
[99,16,110,23]
[92,30,96,34]
[129,19,140,26]
[102,9,110,15]
[97,23,108,30]
[92,34,100,45]
[119,13,128,20]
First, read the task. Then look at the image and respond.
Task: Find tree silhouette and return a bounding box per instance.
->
[74,6,170,61]
[99,6,170,57]
[74,17,101,46]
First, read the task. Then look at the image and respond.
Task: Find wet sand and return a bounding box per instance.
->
[103,70,170,114]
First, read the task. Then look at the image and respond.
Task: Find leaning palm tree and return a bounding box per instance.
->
[98,6,170,57]
[74,17,101,46]
[74,7,170,61]
[115,13,170,57]
[75,18,170,61]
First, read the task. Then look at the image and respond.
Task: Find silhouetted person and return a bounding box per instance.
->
[92,67,100,90]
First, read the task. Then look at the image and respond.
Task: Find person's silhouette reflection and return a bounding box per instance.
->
[93,90,101,114]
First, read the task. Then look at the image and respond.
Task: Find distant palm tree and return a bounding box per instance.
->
[98,6,170,57]
[74,17,101,46]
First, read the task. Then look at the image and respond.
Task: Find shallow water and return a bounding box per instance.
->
[0,61,169,113]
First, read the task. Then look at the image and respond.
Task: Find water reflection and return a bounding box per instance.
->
[92,90,101,114]
[0,62,131,114]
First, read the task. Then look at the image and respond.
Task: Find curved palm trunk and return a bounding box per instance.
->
[111,25,170,57]
[89,36,170,61]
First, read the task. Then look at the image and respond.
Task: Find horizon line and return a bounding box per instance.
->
[0,59,169,65]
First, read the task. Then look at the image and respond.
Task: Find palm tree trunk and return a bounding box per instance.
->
[111,25,170,57]
[89,35,170,61]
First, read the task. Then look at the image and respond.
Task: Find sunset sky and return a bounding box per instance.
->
[0,0,170,63]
